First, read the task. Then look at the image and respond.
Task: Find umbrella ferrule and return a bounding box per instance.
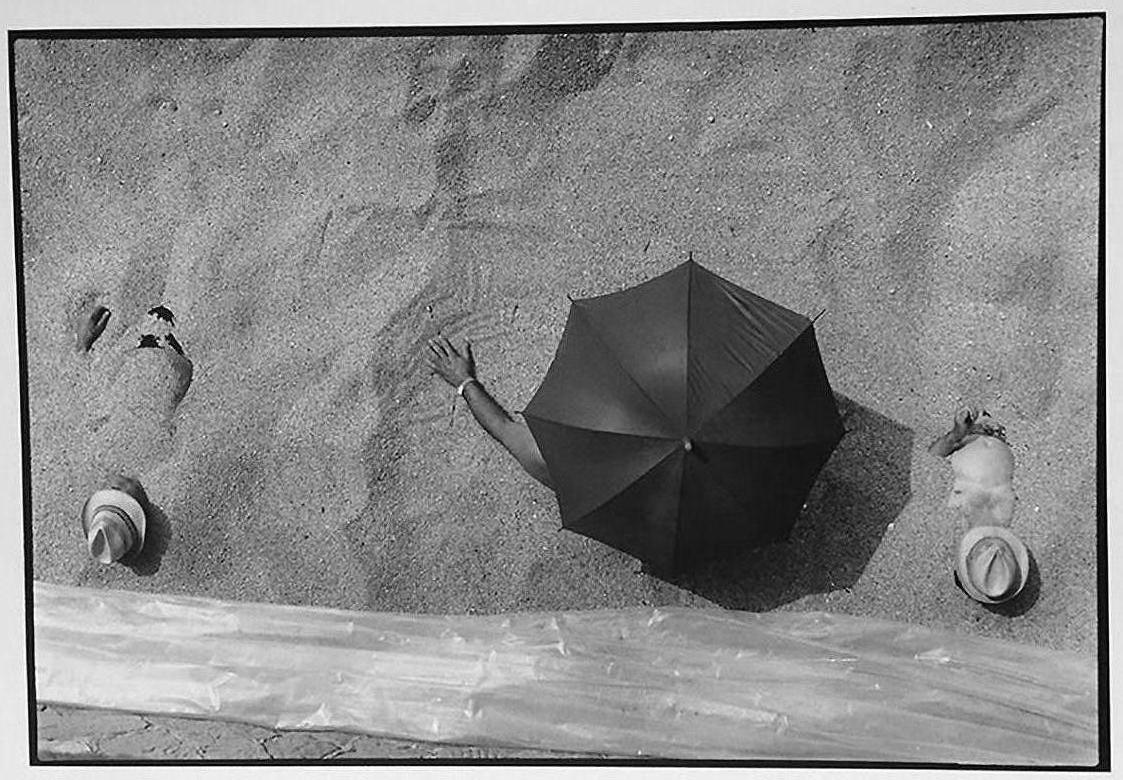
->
[682,437,693,453]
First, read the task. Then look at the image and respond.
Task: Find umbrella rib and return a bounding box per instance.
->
[572,304,680,435]
[695,430,844,449]
[521,413,679,443]
[685,259,693,437]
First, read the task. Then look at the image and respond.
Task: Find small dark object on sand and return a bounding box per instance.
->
[148,305,175,326]
[164,332,185,356]
[137,334,161,349]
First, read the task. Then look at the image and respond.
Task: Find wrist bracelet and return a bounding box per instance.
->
[456,377,480,397]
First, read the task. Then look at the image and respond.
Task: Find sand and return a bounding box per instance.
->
[17,21,1101,655]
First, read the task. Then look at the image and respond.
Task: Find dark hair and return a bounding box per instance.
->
[967,416,1008,445]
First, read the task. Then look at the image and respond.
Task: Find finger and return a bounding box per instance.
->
[438,335,458,356]
[427,339,447,357]
[464,339,474,361]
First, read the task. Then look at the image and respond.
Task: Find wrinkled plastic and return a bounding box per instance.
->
[33,582,1096,763]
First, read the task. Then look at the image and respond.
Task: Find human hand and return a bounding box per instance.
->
[953,405,979,433]
[425,335,476,388]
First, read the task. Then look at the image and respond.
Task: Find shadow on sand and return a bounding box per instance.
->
[663,394,913,611]
[120,499,172,577]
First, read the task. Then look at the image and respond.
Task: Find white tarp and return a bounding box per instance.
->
[32,581,1097,764]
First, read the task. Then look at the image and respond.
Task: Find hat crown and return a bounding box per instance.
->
[966,538,1019,599]
[87,508,136,563]
[80,488,146,565]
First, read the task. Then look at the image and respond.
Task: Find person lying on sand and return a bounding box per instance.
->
[425,335,553,489]
[74,302,193,566]
[929,406,1030,605]
[928,405,1014,527]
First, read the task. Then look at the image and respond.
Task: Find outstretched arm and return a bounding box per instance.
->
[928,406,976,457]
[425,336,553,489]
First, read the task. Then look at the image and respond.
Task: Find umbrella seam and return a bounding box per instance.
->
[675,435,688,571]
[521,413,681,443]
[696,439,842,457]
[692,431,845,449]
[678,260,692,565]
[685,258,693,436]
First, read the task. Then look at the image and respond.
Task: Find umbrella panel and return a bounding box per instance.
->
[568,448,686,573]
[571,262,691,430]
[686,262,811,431]
[672,450,788,570]
[523,417,678,521]
[524,304,675,438]
[692,327,844,447]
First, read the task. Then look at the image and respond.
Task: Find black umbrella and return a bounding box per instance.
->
[523,259,844,572]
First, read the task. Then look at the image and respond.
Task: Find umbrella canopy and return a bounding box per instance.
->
[523,259,844,572]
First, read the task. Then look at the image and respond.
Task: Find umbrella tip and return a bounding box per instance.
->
[812,307,827,323]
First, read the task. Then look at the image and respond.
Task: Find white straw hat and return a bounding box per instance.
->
[955,525,1029,604]
[80,488,147,564]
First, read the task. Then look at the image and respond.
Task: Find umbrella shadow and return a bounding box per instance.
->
[665,394,913,611]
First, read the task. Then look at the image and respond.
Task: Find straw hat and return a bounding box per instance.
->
[955,525,1029,604]
[80,488,147,564]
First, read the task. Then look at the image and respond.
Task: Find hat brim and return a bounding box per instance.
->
[81,488,146,552]
[955,525,1029,604]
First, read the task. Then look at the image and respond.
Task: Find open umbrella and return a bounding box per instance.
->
[523,259,844,572]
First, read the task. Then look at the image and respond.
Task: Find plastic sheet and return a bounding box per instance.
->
[33,581,1096,764]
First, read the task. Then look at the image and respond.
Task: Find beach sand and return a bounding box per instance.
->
[17,20,1101,655]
